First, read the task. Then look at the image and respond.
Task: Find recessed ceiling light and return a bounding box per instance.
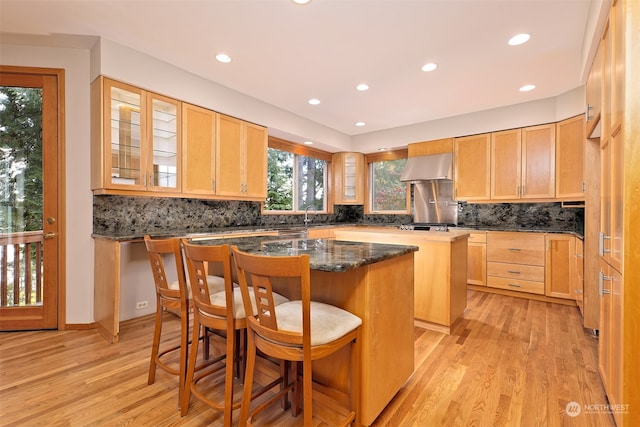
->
[421,63,437,72]
[355,122,366,127]
[215,53,231,63]
[292,0,311,4]
[356,83,369,91]
[519,84,536,92]
[308,98,320,105]
[303,141,314,145]
[508,33,531,46]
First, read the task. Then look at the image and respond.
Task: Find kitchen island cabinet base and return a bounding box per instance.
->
[271,252,415,426]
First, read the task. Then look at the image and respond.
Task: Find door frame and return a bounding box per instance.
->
[0,65,66,330]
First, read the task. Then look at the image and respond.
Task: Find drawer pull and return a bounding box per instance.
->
[507,270,521,274]
[507,283,521,288]
[508,248,521,251]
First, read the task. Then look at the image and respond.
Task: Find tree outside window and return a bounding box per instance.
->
[265,147,326,212]
[371,158,407,212]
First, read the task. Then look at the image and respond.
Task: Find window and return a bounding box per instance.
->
[265,146,327,212]
[367,151,408,213]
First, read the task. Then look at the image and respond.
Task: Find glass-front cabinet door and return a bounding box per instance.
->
[106,79,146,189]
[148,93,180,192]
[100,78,181,192]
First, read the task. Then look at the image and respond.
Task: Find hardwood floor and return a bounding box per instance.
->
[0,290,614,426]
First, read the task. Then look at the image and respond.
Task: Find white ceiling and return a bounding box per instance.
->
[1,0,604,139]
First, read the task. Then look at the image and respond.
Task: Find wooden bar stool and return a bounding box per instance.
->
[143,235,222,407]
[232,246,362,427]
[181,241,290,426]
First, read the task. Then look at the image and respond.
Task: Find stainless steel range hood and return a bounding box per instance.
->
[400,153,453,181]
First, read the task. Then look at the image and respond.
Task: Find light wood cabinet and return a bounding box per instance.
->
[454,133,491,201]
[332,152,364,205]
[490,125,555,201]
[408,138,453,157]
[216,114,268,199]
[486,232,545,295]
[490,129,521,200]
[545,234,574,299]
[573,238,584,314]
[182,103,216,195]
[521,124,556,199]
[555,115,585,200]
[596,2,632,424]
[333,228,468,333]
[467,232,486,286]
[91,77,181,193]
[585,40,602,138]
[598,259,623,427]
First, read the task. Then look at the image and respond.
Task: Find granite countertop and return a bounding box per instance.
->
[188,235,418,273]
[456,226,584,239]
[91,222,582,241]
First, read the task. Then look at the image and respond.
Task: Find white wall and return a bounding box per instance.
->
[351,86,586,153]
[1,43,94,324]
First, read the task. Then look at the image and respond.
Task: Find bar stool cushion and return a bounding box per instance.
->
[208,287,289,319]
[169,275,226,299]
[273,301,363,346]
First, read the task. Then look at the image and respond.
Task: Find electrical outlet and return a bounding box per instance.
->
[136,301,148,309]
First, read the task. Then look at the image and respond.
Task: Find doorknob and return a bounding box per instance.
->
[46,217,56,224]
[44,232,56,240]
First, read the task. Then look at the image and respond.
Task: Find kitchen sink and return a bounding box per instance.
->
[277,228,308,239]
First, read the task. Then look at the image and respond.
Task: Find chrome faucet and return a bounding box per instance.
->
[303,206,314,225]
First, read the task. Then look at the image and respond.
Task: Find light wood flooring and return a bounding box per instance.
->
[0,290,614,426]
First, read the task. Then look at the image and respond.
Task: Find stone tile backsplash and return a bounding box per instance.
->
[458,202,584,233]
[93,196,583,236]
[93,195,365,235]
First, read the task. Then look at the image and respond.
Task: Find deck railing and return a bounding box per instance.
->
[0,231,43,307]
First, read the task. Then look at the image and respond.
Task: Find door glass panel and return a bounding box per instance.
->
[151,98,177,189]
[0,86,44,307]
[110,86,142,185]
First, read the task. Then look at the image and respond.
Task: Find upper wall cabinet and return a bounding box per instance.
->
[216,114,268,199]
[92,77,268,201]
[490,129,522,200]
[332,152,365,205]
[454,133,491,201]
[555,115,585,200]
[91,77,181,194]
[490,124,555,201]
[182,102,216,196]
[521,124,556,199]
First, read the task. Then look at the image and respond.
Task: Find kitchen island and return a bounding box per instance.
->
[333,227,469,334]
[93,232,417,426]
[189,235,417,426]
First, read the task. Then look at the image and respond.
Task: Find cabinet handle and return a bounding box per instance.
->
[575,289,583,294]
[599,271,612,296]
[508,248,521,251]
[507,270,521,274]
[598,232,611,256]
[212,179,216,191]
[507,283,521,288]
[585,103,593,122]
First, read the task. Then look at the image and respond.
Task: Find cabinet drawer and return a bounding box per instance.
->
[487,262,544,282]
[468,232,487,243]
[487,232,545,265]
[487,276,545,295]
